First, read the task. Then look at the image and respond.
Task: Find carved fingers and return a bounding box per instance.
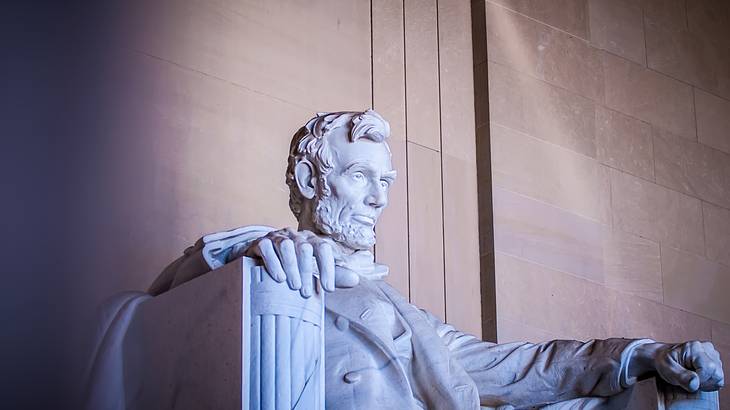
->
[254,238,287,283]
[246,228,346,298]
[314,241,335,292]
[296,242,314,298]
[689,341,724,391]
[279,239,302,291]
[656,341,725,392]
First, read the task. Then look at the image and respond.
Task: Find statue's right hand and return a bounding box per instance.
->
[244,228,344,298]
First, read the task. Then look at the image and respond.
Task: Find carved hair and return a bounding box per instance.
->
[286,110,391,219]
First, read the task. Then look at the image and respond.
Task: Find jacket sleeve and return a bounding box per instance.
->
[147,225,275,295]
[419,309,653,408]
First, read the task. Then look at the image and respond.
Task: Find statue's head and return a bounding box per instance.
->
[286,110,396,251]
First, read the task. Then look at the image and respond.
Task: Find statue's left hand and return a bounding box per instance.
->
[631,341,724,392]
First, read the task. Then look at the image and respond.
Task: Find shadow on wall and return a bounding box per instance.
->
[0,1,236,408]
[2,1,371,408]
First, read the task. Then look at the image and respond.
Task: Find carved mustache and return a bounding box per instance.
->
[351,214,378,226]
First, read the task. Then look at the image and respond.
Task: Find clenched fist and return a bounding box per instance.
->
[631,341,724,392]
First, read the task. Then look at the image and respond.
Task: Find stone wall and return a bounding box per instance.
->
[67,0,483,326]
[373,0,481,335]
[64,0,482,400]
[473,0,730,405]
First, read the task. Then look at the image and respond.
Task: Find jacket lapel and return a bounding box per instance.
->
[324,281,401,362]
[377,281,480,410]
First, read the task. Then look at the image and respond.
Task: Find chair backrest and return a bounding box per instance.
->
[121,257,326,410]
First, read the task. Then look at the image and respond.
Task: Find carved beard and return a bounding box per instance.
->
[312,195,376,251]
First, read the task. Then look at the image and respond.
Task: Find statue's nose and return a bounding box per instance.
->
[366,187,387,209]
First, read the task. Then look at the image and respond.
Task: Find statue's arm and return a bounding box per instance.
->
[148,225,275,295]
[419,309,651,408]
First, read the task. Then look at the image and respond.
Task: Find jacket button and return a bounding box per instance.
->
[359,308,372,320]
[335,316,349,331]
[343,371,362,384]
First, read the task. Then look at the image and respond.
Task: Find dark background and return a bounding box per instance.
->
[1,2,128,408]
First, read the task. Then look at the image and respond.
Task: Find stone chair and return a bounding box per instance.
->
[105,257,718,410]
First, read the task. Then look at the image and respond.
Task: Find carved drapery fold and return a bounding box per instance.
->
[243,258,325,410]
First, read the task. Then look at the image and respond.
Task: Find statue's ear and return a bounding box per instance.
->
[294,161,316,199]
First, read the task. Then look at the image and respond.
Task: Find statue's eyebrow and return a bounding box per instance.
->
[343,162,397,180]
[382,170,397,180]
[343,161,371,172]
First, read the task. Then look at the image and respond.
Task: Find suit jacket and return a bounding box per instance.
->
[150,226,649,409]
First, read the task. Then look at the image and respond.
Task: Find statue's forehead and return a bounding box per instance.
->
[328,130,393,170]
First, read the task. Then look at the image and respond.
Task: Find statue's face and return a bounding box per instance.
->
[312,128,396,250]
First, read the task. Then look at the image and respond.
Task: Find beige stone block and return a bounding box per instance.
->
[596,106,654,181]
[496,252,712,344]
[610,169,705,255]
[603,52,695,140]
[488,62,597,157]
[641,0,687,29]
[372,0,406,143]
[589,0,646,65]
[443,155,482,336]
[609,290,712,343]
[372,0,409,299]
[407,142,445,320]
[439,0,477,163]
[654,127,730,209]
[375,139,410,298]
[496,317,560,344]
[487,0,588,39]
[492,187,606,284]
[602,229,663,303]
[495,251,612,340]
[486,3,604,102]
[662,246,730,324]
[712,320,730,348]
[124,0,371,112]
[491,123,610,223]
[703,202,730,267]
[646,18,730,100]
[686,0,730,51]
[696,88,730,155]
[405,0,441,151]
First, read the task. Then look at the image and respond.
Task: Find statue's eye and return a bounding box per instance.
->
[351,172,365,182]
[380,179,390,189]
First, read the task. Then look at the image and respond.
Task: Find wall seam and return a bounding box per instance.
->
[133,51,314,111]
[435,0,448,322]
[402,0,412,302]
[692,87,699,142]
[641,5,649,68]
[369,0,374,110]
[369,0,375,262]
